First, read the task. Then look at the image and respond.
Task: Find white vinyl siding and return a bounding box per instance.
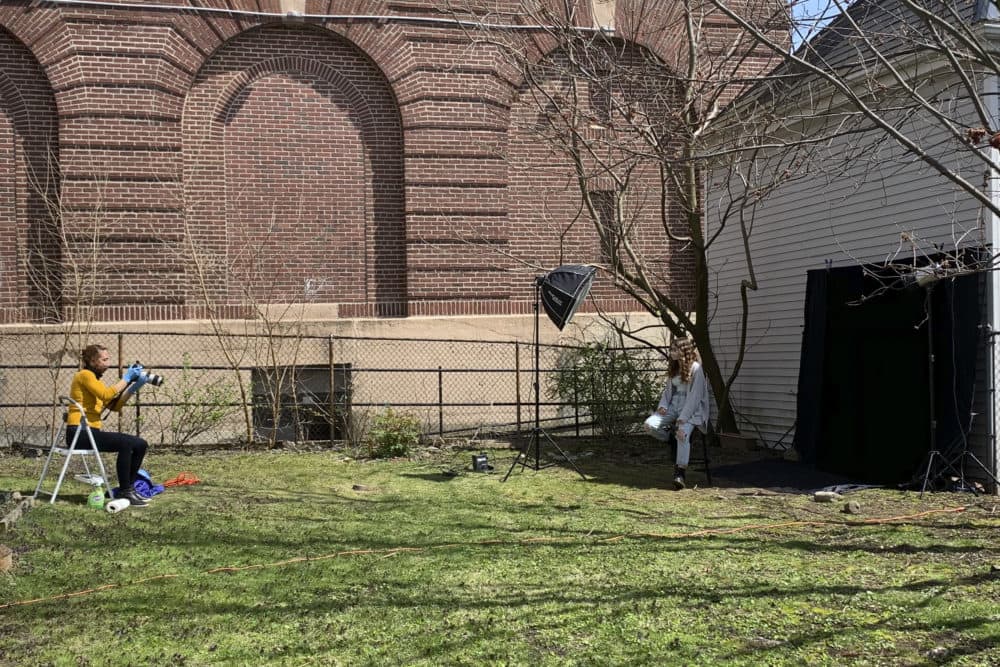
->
[707,102,985,451]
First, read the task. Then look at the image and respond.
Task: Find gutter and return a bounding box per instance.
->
[983,22,1000,492]
[32,0,610,33]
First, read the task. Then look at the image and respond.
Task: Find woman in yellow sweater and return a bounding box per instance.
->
[68,343,151,507]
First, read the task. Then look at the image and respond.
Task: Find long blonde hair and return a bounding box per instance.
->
[667,338,700,384]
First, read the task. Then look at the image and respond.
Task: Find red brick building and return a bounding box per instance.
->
[0,0,762,328]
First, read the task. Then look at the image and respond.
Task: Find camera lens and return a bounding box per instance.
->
[139,371,164,386]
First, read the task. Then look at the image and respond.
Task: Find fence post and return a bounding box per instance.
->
[438,366,444,437]
[515,342,521,437]
[117,332,126,434]
[343,362,353,442]
[590,371,597,437]
[328,335,336,448]
[573,361,580,437]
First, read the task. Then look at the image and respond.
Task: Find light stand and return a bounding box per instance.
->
[916,281,949,494]
[932,409,1000,494]
[914,278,1000,495]
[504,269,593,482]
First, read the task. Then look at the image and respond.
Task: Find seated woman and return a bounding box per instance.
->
[644,337,710,490]
[67,343,151,507]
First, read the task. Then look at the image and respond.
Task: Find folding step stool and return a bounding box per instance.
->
[33,396,110,503]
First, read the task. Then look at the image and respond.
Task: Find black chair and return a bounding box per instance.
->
[667,426,713,486]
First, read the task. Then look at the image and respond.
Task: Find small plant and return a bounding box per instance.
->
[549,335,664,440]
[368,407,421,458]
[339,405,371,457]
[154,356,240,446]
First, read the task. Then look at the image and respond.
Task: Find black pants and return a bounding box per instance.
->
[66,425,148,490]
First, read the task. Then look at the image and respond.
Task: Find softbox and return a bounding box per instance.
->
[539,265,597,330]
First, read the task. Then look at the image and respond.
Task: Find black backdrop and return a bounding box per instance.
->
[793,265,981,485]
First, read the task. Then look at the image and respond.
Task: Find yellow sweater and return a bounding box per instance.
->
[68,369,119,429]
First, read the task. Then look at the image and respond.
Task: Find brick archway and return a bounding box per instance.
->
[506,38,687,311]
[183,24,405,318]
[0,28,59,323]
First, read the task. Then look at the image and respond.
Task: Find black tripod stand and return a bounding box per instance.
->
[503,277,587,482]
[914,280,1000,495]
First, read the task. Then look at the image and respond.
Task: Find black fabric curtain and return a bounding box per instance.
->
[794,268,834,466]
[794,265,981,485]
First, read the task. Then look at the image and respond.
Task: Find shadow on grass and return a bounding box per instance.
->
[399,472,460,483]
[511,437,857,493]
[8,554,999,667]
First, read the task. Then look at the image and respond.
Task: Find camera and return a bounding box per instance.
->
[133,361,164,387]
[104,361,164,415]
[471,453,492,472]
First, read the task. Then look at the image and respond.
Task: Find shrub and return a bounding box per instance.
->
[548,336,664,439]
[152,356,240,446]
[368,407,422,458]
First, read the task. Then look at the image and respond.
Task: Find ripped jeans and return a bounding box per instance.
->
[643,407,695,467]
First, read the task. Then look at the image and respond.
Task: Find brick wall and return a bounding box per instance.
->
[0,25,59,323]
[0,0,777,324]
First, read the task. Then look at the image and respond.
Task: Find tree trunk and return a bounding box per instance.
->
[690,328,739,434]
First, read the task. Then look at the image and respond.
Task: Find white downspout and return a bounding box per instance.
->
[987,0,1000,497]
[985,49,1000,494]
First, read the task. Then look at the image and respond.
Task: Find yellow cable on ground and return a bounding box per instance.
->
[0,506,967,611]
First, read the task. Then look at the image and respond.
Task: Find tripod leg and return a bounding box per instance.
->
[502,430,540,481]
[957,451,1000,493]
[539,430,587,480]
[502,429,587,481]
[919,451,940,497]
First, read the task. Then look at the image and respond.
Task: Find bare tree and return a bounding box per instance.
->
[710,0,1000,280]
[445,0,799,432]
[182,193,336,447]
[16,146,113,441]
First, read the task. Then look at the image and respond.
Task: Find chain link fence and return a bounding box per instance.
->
[0,331,669,450]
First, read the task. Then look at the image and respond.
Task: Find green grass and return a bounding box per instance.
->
[1,447,999,666]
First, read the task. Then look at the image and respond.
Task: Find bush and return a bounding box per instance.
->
[368,407,422,458]
[548,337,664,439]
[152,356,240,446]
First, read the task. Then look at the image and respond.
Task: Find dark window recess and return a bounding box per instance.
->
[591,190,620,264]
[589,80,612,125]
[252,364,351,442]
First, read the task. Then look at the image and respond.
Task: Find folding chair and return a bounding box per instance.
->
[33,396,110,504]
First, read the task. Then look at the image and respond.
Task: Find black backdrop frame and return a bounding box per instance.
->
[794,259,985,487]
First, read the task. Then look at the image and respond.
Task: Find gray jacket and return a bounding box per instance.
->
[655,361,710,428]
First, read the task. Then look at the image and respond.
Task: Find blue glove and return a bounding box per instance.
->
[123,363,144,383]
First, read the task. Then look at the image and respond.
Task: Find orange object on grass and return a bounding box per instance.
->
[161,471,200,487]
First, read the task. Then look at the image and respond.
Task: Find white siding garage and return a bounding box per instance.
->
[706,96,995,484]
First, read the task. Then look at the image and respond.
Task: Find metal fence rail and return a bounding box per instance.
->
[0,331,667,449]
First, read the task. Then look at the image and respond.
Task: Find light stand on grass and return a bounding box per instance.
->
[503,265,596,482]
[915,279,950,495]
[913,274,1000,495]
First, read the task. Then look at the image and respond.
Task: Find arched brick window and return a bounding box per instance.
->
[0,28,59,323]
[183,24,405,317]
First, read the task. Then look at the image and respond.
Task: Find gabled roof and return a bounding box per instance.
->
[797,0,980,65]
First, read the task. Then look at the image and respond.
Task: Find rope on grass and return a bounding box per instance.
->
[0,506,966,611]
[598,506,968,542]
